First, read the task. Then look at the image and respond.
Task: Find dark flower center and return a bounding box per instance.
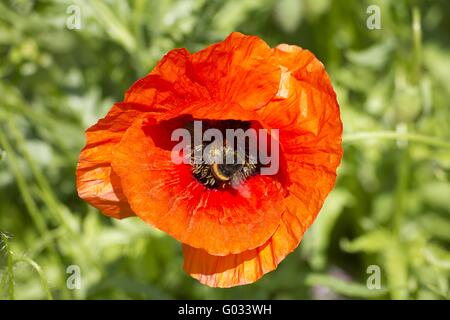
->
[189,120,260,189]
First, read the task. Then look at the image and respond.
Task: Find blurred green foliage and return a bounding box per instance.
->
[0,0,449,300]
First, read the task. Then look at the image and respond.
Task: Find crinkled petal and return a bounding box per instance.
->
[77,34,343,288]
[111,115,286,255]
[76,102,160,218]
[182,194,306,288]
[182,43,342,287]
[188,32,281,111]
[125,33,281,114]
[125,48,209,110]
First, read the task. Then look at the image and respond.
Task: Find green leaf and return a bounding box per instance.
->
[274,0,303,33]
[423,244,450,270]
[341,229,393,254]
[305,189,351,269]
[305,274,388,298]
[346,39,395,68]
[421,182,450,213]
[418,214,450,241]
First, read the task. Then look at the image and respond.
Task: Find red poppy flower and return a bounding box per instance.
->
[76,32,342,287]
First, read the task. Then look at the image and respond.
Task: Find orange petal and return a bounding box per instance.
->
[76,102,156,218]
[111,115,286,255]
[182,195,307,288]
[182,43,343,288]
[157,100,259,123]
[263,42,342,212]
[125,33,281,115]
[182,167,339,288]
[125,48,209,110]
[259,44,341,135]
[189,32,280,111]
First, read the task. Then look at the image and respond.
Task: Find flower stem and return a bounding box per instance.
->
[0,127,49,236]
[16,256,53,300]
[343,131,450,150]
[0,232,15,300]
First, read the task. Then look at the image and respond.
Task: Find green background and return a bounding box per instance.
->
[0,0,449,299]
